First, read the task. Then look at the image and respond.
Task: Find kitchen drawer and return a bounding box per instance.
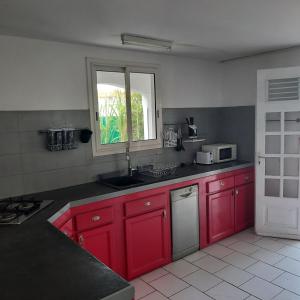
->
[235,172,254,186]
[207,176,234,194]
[125,193,166,217]
[76,206,113,231]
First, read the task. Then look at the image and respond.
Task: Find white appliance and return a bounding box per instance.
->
[202,143,237,163]
[196,151,214,164]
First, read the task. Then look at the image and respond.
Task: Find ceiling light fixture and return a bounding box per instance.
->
[121,33,173,50]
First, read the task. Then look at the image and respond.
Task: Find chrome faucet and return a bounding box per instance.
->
[126,146,133,176]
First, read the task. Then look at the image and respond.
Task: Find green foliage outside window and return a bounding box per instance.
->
[98,89,145,144]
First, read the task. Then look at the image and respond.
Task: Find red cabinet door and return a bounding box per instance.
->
[235,183,254,232]
[208,189,235,243]
[60,218,75,241]
[125,209,170,279]
[78,224,115,270]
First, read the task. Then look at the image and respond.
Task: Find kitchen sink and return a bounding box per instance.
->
[101,176,144,190]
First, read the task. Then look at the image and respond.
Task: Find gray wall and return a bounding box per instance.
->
[218,106,255,162]
[0,106,254,199]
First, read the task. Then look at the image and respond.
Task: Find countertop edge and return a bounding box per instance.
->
[69,162,253,208]
[48,162,253,222]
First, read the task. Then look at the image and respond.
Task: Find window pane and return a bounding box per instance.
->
[266,112,280,132]
[96,71,128,145]
[130,73,157,142]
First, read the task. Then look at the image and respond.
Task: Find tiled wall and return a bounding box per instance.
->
[218,106,255,162]
[0,107,254,199]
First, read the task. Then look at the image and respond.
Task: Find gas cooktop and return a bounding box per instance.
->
[0,196,54,224]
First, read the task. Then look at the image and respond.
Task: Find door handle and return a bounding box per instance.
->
[257,154,266,165]
[163,209,167,220]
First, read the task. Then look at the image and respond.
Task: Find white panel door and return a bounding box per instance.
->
[256,66,300,239]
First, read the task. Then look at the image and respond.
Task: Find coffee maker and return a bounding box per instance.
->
[186,117,197,139]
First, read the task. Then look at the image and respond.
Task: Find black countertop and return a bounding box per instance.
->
[0,161,253,300]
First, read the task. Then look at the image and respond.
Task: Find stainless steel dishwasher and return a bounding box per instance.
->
[171,185,199,261]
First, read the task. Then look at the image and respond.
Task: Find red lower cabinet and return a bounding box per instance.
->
[235,183,254,232]
[208,189,235,243]
[60,218,75,241]
[78,224,115,270]
[125,209,170,280]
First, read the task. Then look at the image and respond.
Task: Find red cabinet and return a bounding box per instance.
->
[207,189,235,243]
[51,166,254,280]
[235,183,254,232]
[207,177,235,194]
[78,224,116,269]
[124,193,165,217]
[76,206,113,231]
[125,208,170,280]
[206,168,255,245]
[60,218,75,241]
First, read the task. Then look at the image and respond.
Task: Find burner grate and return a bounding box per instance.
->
[0,197,53,225]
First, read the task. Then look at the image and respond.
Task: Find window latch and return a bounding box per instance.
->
[95,112,99,121]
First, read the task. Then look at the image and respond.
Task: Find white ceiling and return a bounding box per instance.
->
[1,0,300,61]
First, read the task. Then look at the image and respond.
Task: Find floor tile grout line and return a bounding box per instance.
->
[139,279,191,299]
[134,228,300,300]
[269,268,300,294]
[156,281,192,299]
[188,279,225,299]
[139,271,171,284]
[213,267,254,288]
[204,280,250,299]
[221,248,300,282]
[269,287,286,300]
[224,246,287,270]
[238,276,283,300]
[140,271,194,299]
[188,255,229,272]
[270,269,286,283]
[243,258,262,270]
[218,252,259,270]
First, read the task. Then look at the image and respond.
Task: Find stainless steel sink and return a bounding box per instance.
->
[101,176,144,190]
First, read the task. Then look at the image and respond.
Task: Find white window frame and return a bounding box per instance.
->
[86,58,162,156]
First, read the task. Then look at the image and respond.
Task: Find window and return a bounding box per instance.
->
[87,59,162,156]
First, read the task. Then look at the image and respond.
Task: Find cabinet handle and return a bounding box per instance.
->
[78,235,84,246]
[91,215,101,222]
[144,201,151,206]
[220,180,225,187]
[163,209,167,220]
[236,189,239,195]
[180,192,193,198]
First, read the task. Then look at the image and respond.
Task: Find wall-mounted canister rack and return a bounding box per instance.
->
[39,128,93,151]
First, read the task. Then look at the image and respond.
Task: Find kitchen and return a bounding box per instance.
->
[1,1,300,300]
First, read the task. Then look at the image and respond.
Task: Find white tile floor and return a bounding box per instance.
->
[131,228,300,300]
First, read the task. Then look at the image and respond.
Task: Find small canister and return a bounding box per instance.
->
[47,129,63,151]
[62,128,76,150]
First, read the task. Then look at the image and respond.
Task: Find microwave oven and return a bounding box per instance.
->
[202,143,237,163]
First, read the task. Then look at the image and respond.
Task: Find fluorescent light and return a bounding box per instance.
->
[121,33,173,50]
